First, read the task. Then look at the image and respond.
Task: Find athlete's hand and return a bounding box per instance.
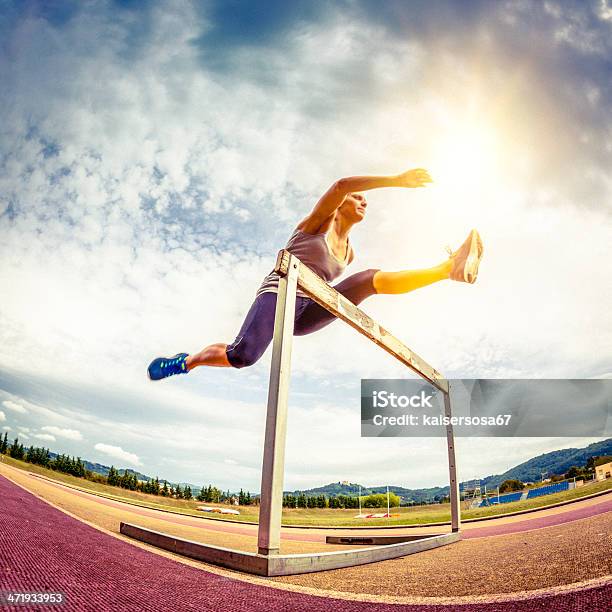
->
[395,168,432,188]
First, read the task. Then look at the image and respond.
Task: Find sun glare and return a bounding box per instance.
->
[430,124,500,193]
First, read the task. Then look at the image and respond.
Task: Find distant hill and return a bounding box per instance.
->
[286,481,448,504]
[479,438,612,489]
[282,438,612,504]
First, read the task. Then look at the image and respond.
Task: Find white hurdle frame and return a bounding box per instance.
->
[257,250,460,555]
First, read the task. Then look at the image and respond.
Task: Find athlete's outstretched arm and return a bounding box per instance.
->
[302,168,432,231]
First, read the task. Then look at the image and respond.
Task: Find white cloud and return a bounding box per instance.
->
[2,426,11,431]
[599,0,612,21]
[94,443,142,467]
[41,426,83,441]
[0,410,5,422]
[17,426,30,433]
[2,400,27,414]
[34,433,56,442]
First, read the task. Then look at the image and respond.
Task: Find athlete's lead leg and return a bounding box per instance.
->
[374,228,483,294]
[373,260,452,294]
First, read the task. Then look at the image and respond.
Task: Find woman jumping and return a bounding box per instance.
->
[147,168,483,380]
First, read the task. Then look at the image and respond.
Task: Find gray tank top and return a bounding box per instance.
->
[257,228,353,297]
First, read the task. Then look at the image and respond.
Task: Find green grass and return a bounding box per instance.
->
[3,455,611,527]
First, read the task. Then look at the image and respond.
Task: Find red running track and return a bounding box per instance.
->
[0,475,609,612]
[462,497,612,539]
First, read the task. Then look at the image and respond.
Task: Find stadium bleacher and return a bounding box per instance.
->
[526,481,569,499]
[478,480,571,507]
[479,491,523,506]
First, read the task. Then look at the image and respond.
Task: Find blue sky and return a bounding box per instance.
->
[1,0,611,492]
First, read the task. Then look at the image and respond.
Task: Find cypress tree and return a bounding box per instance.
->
[75,457,86,477]
[107,466,118,486]
[119,469,129,489]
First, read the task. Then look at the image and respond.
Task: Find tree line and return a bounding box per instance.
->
[283,492,401,509]
[1,434,87,478]
[0,433,254,504]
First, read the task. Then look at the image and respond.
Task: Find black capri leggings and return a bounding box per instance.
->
[225,269,379,368]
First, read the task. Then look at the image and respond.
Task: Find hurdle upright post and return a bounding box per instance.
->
[444,391,460,532]
[257,252,299,556]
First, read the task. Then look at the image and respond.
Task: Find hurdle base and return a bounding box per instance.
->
[120,522,460,576]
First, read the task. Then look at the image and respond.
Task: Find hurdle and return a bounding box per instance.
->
[121,249,460,575]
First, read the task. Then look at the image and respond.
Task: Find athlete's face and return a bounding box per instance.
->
[339,193,367,223]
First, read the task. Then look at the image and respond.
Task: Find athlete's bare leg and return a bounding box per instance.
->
[185,343,230,370]
[373,228,483,294]
[373,260,452,294]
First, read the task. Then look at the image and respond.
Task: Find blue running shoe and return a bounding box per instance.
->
[148,353,189,381]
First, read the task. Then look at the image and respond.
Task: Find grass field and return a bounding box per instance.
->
[3,455,611,527]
